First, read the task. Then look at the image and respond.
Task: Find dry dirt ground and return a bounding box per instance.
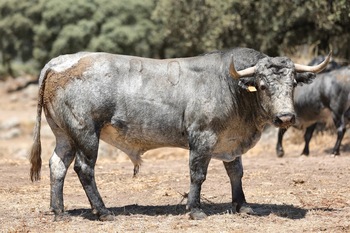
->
[1,77,350,233]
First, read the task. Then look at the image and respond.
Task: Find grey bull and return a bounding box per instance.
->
[30,48,331,221]
[276,66,350,157]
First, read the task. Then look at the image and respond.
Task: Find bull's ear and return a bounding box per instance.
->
[238,77,257,92]
[295,72,316,84]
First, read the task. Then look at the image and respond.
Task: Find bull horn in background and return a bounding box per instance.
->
[294,51,332,73]
[229,54,256,79]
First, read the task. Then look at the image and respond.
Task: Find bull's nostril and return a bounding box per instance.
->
[290,115,296,124]
[274,113,296,126]
[274,116,282,125]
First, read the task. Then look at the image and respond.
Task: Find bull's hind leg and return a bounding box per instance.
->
[332,113,346,155]
[47,119,76,220]
[73,131,113,221]
[223,156,253,214]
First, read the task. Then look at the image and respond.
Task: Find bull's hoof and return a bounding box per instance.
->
[189,208,207,220]
[238,203,255,215]
[99,213,114,221]
[330,153,339,158]
[276,149,284,158]
[54,212,71,222]
[331,151,340,157]
[300,151,309,156]
[233,203,255,215]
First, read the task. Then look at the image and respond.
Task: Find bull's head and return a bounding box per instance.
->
[229,52,332,128]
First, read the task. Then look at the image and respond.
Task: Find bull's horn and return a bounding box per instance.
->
[294,51,332,73]
[229,54,255,79]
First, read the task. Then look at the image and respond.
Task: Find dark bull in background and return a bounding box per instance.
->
[29,47,330,221]
[276,58,350,157]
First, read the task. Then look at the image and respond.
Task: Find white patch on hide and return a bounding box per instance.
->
[49,152,66,178]
[50,52,91,73]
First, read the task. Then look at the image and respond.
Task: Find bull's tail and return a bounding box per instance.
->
[30,107,42,181]
[30,67,50,182]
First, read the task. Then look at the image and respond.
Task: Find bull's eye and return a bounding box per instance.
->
[293,79,297,87]
[259,81,267,91]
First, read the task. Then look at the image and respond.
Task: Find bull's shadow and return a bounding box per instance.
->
[66,202,331,221]
[324,144,350,155]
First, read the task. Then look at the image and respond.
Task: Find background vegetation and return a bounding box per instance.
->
[0,0,349,78]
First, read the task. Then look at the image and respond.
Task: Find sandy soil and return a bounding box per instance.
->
[1,78,350,233]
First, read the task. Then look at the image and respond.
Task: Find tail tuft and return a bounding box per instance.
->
[30,138,42,182]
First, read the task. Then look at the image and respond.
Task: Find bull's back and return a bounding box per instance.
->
[42,52,219,151]
[293,70,350,128]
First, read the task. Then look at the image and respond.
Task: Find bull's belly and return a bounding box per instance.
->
[295,108,332,129]
[211,131,262,162]
[100,124,188,155]
[100,123,262,162]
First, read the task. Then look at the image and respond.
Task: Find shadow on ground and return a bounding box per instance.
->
[64,202,334,221]
[324,144,350,155]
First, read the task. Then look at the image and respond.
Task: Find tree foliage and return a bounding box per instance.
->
[0,0,40,75]
[88,0,156,57]
[151,0,236,57]
[0,0,349,77]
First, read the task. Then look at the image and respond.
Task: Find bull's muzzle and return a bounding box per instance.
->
[273,113,296,128]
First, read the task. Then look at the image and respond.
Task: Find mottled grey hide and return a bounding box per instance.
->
[30,47,328,221]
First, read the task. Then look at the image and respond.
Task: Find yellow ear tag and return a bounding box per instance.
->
[247,86,257,92]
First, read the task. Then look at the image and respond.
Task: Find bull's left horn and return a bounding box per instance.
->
[229,54,255,79]
[295,51,332,74]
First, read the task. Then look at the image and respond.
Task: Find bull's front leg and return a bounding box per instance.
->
[276,128,287,157]
[301,123,317,156]
[187,149,211,220]
[223,156,254,214]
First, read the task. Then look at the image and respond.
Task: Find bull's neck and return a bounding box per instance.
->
[229,83,269,132]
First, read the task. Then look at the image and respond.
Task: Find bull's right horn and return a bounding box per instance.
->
[229,54,256,79]
[294,51,332,73]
